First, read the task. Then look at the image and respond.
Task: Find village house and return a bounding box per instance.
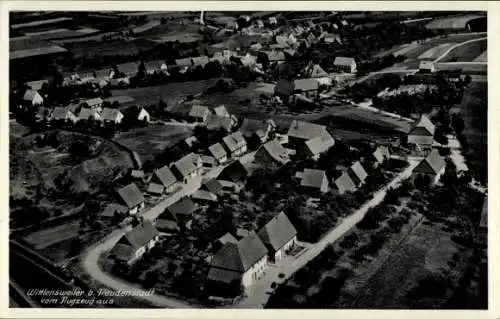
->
[257,212,297,263]
[50,107,78,124]
[218,160,252,183]
[348,161,369,186]
[222,131,248,157]
[324,33,343,45]
[130,169,145,180]
[295,168,329,193]
[100,108,124,125]
[208,142,228,164]
[144,60,168,75]
[408,115,436,153]
[26,79,48,91]
[202,155,217,169]
[303,134,334,159]
[123,106,151,124]
[171,153,203,183]
[83,97,104,110]
[372,145,391,167]
[334,171,357,194]
[412,149,446,185]
[93,68,114,82]
[294,78,320,99]
[77,107,101,123]
[116,62,140,77]
[101,203,128,219]
[213,105,231,117]
[304,63,331,86]
[419,60,436,73]
[332,56,357,73]
[192,189,218,204]
[22,89,44,106]
[183,136,199,149]
[269,16,278,25]
[207,231,268,289]
[146,183,164,196]
[189,105,211,124]
[157,198,197,231]
[148,165,178,194]
[239,118,276,145]
[213,233,238,252]
[202,179,224,196]
[254,139,291,167]
[286,120,331,148]
[108,221,159,265]
[116,183,145,215]
[206,114,233,133]
[260,50,286,64]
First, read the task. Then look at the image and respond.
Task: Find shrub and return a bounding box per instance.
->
[340,232,359,249]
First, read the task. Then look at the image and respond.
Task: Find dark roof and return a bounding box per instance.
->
[207,267,242,284]
[218,160,251,182]
[414,149,446,174]
[153,166,177,188]
[239,118,274,139]
[109,243,135,261]
[300,168,327,189]
[208,143,228,160]
[410,115,435,136]
[173,153,202,178]
[257,139,290,164]
[202,179,224,195]
[257,212,297,251]
[166,198,196,218]
[210,231,268,272]
[118,221,159,250]
[117,183,145,208]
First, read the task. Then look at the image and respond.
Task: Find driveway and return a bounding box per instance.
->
[234,159,420,308]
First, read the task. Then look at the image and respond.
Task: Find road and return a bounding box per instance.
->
[81,152,257,308]
[234,159,420,308]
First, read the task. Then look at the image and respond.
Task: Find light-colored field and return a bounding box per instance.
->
[392,43,420,57]
[24,28,69,36]
[11,17,73,29]
[23,221,80,250]
[114,124,194,163]
[426,14,486,30]
[132,20,161,34]
[417,43,455,60]
[438,38,487,63]
[473,50,487,62]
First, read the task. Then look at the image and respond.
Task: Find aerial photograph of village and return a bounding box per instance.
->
[8,10,488,309]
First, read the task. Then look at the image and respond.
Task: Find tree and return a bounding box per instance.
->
[451,113,465,135]
[69,140,91,161]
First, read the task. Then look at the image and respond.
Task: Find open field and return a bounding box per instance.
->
[438,39,487,62]
[23,220,80,250]
[64,38,155,58]
[111,80,216,106]
[417,43,455,60]
[134,23,202,44]
[132,20,161,34]
[23,28,100,41]
[114,124,194,164]
[426,14,486,30]
[350,222,472,308]
[11,17,73,30]
[473,51,487,62]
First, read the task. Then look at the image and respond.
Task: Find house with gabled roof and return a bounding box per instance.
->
[123,106,151,124]
[22,89,44,106]
[303,133,335,160]
[171,153,203,183]
[189,105,210,124]
[257,212,297,263]
[295,168,329,193]
[408,115,435,151]
[192,189,218,204]
[77,108,101,123]
[287,120,331,146]
[333,56,357,73]
[206,114,233,133]
[334,171,357,194]
[324,33,342,45]
[101,203,129,219]
[116,62,139,77]
[348,161,368,186]
[372,146,390,166]
[117,183,145,215]
[419,60,436,73]
[222,131,248,157]
[100,108,124,125]
[26,79,48,91]
[412,149,446,185]
[83,97,103,110]
[294,78,320,99]
[260,50,286,63]
[213,105,231,118]
[93,68,113,81]
[108,221,159,265]
[208,142,228,164]
[218,160,252,183]
[239,118,276,145]
[156,197,197,231]
[202,179,224,196]
[207,230,268,288]
[144,60,168,75]
[254,139,291,167]
[50,107,78,123]
[149,165,178,194]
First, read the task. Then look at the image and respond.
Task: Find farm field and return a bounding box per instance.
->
[23,28,100,41]
[350,222,472,308]
[111,79,217,106]
[114,124,194,164]
[132,20,161,34]
[417,43,455,60]
[63,38,156,58]
[425,14,486,30]
[23,220,80,250]
[11,17,73,30]
[438,38,487,62]
[134,23,202,44]
[473,50,487,62]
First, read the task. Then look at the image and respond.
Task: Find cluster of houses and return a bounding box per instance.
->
[34,97,151,127]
